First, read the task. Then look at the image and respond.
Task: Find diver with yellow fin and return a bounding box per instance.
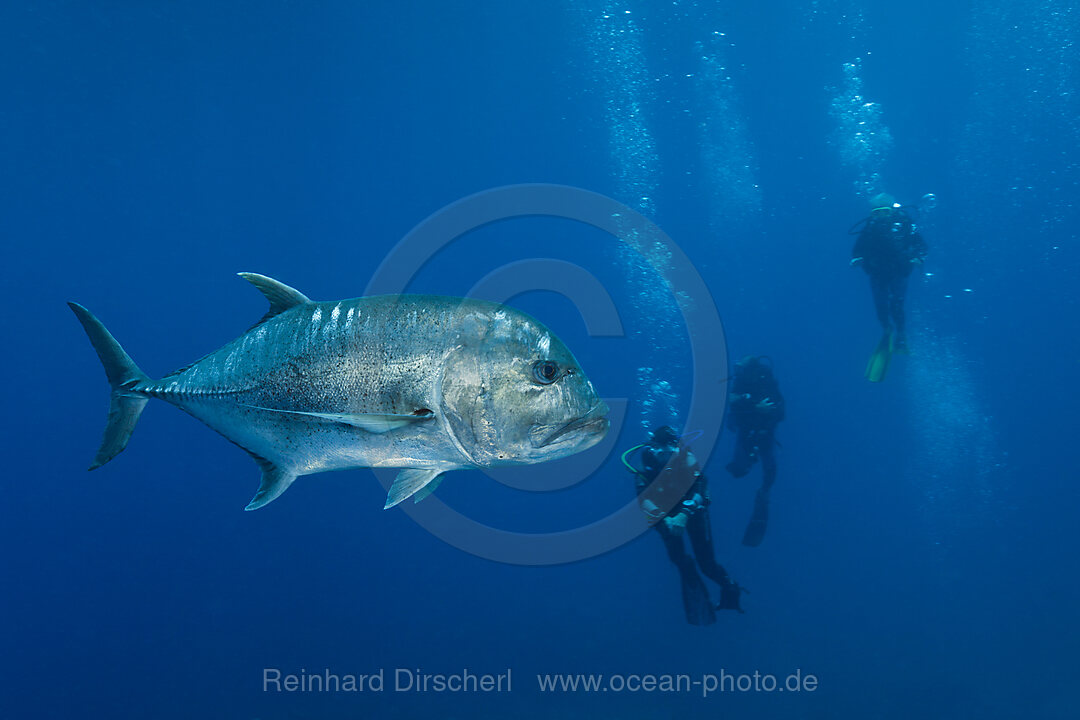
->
[850,193,928,381]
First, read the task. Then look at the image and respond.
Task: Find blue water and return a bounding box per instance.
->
[3,1,1078,717]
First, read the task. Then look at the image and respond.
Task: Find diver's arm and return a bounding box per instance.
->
[641,447,658,476]
[852,227,873,263]
[730,391,755,409]
[690,473,707,505]
[682,452,707,506]
[641,447,665,478]
[727,393,750,431]
[636,449,665,521]
[771,388,786,422]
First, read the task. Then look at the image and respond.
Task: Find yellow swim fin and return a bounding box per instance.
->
[864,331,893,383]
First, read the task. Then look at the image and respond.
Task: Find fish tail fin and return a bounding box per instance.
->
[68,302,152,469]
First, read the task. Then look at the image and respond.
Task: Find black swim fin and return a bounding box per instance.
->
[742,489,770,547]
[716,579,746,614]
[864,331,893,383]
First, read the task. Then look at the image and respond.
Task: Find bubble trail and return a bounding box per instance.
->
[571,2,688,433]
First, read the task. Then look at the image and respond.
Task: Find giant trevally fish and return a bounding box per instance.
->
[69,273,609,510]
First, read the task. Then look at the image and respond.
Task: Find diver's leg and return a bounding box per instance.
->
[726,431,756,478]
[657,523,716,625]
[743,439,775,547]
[760,437,777,493]
[687,508,730,584]
[870,274,892,332]
[891,274,910,349]
[687,510,743,612]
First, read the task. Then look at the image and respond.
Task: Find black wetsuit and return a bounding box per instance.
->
[852,208,928,341]
[636,443,739,625]
[726,360,785,546]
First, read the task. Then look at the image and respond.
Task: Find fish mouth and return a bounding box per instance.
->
[531,401,611,449]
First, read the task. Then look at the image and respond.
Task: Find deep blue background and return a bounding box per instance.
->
[2,1,1077,718]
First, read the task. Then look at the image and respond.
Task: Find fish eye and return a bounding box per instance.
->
[532,360,560,385]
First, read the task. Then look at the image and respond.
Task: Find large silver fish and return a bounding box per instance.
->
[69,273,609,510]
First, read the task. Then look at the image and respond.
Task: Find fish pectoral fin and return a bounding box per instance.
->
[244,454,298,511]
[318,410,435,433]
[240,406,435,433]
[385,469,443,509]
[238,272,312,324]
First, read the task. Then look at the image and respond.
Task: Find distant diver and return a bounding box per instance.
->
[725,356,784,547]
[625,425,743,625]
[849,193,928,382]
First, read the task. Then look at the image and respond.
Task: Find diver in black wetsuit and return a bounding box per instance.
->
[632,425,743,625]
[726,356,784,547]
[850,193,928,352]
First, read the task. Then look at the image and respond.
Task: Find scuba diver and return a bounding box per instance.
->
[625,425,743,626]
[849,193,928,382]
[725,356,784,547]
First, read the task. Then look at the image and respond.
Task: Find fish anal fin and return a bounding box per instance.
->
[244,454,298,511]
[384,469,443,509]
[412,474,444,504]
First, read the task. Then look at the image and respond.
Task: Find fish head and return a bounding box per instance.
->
[439,305,609,467]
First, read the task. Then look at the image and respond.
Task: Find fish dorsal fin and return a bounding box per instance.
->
[244,454,298,511]
[240,405,435,433]
[238,272,311,323]
[385,468,443,509]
